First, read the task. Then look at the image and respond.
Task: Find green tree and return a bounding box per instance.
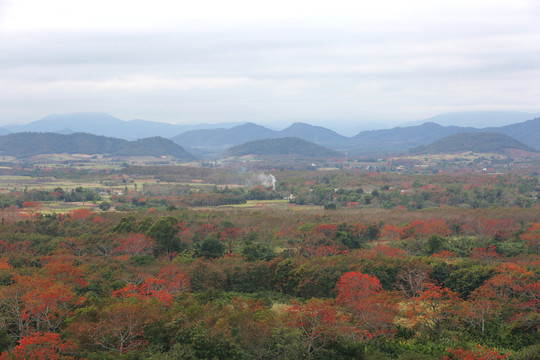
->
[147,217,180,255]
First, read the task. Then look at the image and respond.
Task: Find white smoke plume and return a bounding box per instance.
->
[254,173,276,191]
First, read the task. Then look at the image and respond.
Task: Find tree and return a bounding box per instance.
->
[72,299,152,354]
[0,332,77,360]
[336,271,397,339]
[113,233,155,256]
[443,344,509,360]
[521,223,540,254]
[198,237,225,259]
[147,217,180,255]
[114,265,190,306]
[0,275,83,338]
[285,299,355,359]
[21,202,41,221]
[98,202,111,211]
[406,281,461,339]
[395,261,430,298]
[462,285,500,332]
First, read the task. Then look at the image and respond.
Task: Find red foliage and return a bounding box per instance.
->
[22,202,42,220]
[0,240,15,253]
[470,246,499,260]
[312,223,338,237]
[521,223,540,253]
[285,299,356,357]
[17,274,83,332]
[432,250,457,259]
[0,258,12,271]
[69,208,93,221]
[406,281,461,338]
[477,218,518,240]
[336,272,382,303]
[43,260,88,288]
[199,223,218,237]
[0,331,77,360]
[336,272,397,338]
[400,219,451,239]
[113,265,190,306]
[443,344,510,360]
[313,244,349,257]
[379,224,401,241]
[113,233,155,256]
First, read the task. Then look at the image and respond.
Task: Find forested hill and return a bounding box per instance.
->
[409,132,538,154]
[0,132,197,160]
[225,137,343,158]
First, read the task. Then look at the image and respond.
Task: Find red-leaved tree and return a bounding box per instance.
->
[336,271,397,339]
[0,331,77,360]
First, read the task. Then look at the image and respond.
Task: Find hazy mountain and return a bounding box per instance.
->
[279,122,347,146]
[226,137,343,158]
[410,132,537,154]
[172,122,350,156]
[0,132,196,160]
[173,117,540,156]
[4,112,540,157]
[402,111,540,128]
[171,123,281,156]
[3,113,243,140]
[345,122,480,154]
[486,117,540,149]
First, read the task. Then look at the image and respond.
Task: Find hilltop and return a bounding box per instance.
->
[409,132,537,155]
[225,137,343,158]
[0,132,196,161]
[1,113,241,140]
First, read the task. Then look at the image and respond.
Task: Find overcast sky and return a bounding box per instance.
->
[1,0,539,131]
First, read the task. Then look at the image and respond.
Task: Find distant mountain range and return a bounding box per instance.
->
[170,122,347,156]
[410,132,537,155]
[226,137,343,158]
[1,112,540,157]
[172,119,540,157]
[1,113,242,141]
[401,111,540,128]
[0,133,196,161]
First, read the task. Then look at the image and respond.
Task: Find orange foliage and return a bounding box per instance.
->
[361,244,407,259]
[113,265,190,306]
[285,299,357,357]
[43,260,88,288]
[336,272,397,338]
[521,223,540,253]
[443,344,509,360]
[400,219,451,239]
[0,258,12,271]
[0,331,77,360]
[379,224,401,241]
[113,234,155,256]
[470,246,499,260]
[68,208,93,221]
[432,250,457,259]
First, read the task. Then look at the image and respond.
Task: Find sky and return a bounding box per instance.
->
[1,0,539,132]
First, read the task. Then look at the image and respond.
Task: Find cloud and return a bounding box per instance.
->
[0,1,539,126]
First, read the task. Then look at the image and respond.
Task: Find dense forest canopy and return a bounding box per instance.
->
[0,162,536,359]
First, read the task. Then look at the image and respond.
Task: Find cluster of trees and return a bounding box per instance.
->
[0,165,537,214]
[288,174,539,209]
[0,202,537,359]
[0,187,101,209]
